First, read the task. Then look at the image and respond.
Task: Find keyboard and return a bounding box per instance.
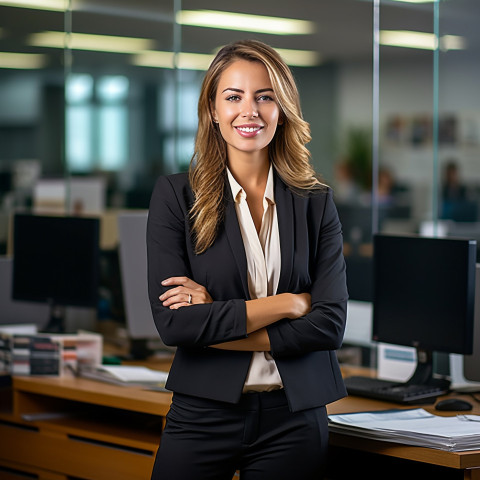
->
[344,375,447,405]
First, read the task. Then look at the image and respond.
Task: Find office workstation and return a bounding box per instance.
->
[2,0,480,479]
[2,211,480,479]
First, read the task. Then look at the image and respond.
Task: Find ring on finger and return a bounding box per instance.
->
[188,293,192,304]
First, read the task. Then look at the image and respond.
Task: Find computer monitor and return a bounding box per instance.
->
[0,256,50,329]
[12,214,100,332]
[463,263,480,382]
[372,234,476,388]
[117,210,173,358]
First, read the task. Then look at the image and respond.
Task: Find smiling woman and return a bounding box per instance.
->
[147,39,348,480]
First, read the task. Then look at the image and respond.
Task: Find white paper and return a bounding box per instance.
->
[329,408,480,451]
[96,365,168,383]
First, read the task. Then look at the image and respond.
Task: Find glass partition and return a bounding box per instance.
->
[437,0,480,255]
[0,0,477,347]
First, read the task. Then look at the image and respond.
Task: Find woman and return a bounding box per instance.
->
[147,39,348,480]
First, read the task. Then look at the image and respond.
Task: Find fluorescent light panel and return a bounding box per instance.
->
[0,52,47,69]
[275,48,321,67]
[27,30,320,70]
[177,10,315,35]
[0,0,66,11]
[133,46,320,70]
[380,30,466,51]
[29,31,155,54]
[389,1,435,3]
[133,51,215,71]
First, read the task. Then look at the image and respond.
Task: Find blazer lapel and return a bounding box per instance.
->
[274,173,294,293]
[223,190,250,299]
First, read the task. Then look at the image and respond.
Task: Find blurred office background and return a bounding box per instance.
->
[0,0,479,360]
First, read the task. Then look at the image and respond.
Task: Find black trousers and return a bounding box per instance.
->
[151,389,329,480]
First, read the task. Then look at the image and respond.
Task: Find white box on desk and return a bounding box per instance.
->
[39,331,103,376]
[0,329,102,377]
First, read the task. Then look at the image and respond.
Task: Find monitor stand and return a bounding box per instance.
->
[404,349,450,390]
[42,302,66,333]
[449,354,480,392]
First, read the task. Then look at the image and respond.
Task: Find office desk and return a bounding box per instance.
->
[326,394,480,479]
[1,372,480,479]
[0,374,172,480]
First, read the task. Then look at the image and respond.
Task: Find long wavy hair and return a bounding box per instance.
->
[189,39,324,254]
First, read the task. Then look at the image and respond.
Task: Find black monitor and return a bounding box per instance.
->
[372,234,476,388]
[12,214,100,332]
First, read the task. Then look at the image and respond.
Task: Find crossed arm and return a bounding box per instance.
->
[159,276,311,351]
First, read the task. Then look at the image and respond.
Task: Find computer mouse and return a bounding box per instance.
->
[434,398,473,412]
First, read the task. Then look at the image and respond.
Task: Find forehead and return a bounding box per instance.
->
[216,59,272,92]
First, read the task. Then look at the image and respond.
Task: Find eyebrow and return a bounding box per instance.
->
[221,87,274,94]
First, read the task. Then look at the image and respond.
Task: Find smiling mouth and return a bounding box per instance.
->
[235,126,263,133]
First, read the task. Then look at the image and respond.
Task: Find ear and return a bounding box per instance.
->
[210,101,218,123]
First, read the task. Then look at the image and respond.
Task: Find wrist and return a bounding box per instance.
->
[281,293,298,319]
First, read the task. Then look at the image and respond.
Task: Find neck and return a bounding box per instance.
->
[227,149,270,191]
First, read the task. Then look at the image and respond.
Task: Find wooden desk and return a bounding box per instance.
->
[1,368,480,479]
[0,374,172,480]
[326,371,480,480]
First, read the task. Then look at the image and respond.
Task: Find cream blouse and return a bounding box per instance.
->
[226,166,283,392]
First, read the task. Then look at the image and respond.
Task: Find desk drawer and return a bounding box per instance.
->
[0,420,158,480]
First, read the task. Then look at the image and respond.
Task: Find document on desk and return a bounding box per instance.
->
[328,408,480,451]
[79,365,169,390]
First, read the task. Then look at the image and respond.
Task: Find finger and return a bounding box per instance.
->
[161,276,191,287]
[162,276,203,290]
[159,288,175,301]
[159,286,187,301]
[162,292,190,307]
[170,302,192,310]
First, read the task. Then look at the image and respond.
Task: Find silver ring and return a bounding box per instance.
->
[188,294,192,304]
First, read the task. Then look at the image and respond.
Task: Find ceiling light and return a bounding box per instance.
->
[0,0,66,11]
[132,51,214,70]
[133,46,321,71]
[132,51,174,69]
[441,35,467,51]
[177,52,215,70]
[0,52,47,69]
[380,30,466,51]
[176,10,315,35]
[275,48,321,67]
[388,1,435,3]
[28,31,155,54]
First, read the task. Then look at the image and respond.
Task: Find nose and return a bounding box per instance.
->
[241,99,258,118]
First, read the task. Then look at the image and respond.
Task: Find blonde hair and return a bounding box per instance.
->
[189,39,324,254]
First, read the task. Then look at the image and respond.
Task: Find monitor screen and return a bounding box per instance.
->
[117,211,173,358]
[12,214,100,308]
[463,264,480,382]
[372,234,476,356]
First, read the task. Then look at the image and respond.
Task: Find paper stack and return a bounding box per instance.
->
[0,326,102,377]
[328,408,480,451]
[79,365,169,391]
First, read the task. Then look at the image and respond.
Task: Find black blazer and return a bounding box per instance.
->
[147,171,348,412]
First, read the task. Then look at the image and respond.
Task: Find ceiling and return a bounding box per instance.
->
[0,0,479,71]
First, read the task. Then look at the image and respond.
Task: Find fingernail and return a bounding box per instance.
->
[161,279,168,285]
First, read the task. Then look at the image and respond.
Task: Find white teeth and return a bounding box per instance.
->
[237,126,260,133]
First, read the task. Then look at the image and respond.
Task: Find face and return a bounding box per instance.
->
[212,59,282,159]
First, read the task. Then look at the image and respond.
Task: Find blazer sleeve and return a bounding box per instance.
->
[267,189,348,358]
[147,175,248,348]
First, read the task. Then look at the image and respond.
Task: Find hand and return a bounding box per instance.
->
[159,276,213,309]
